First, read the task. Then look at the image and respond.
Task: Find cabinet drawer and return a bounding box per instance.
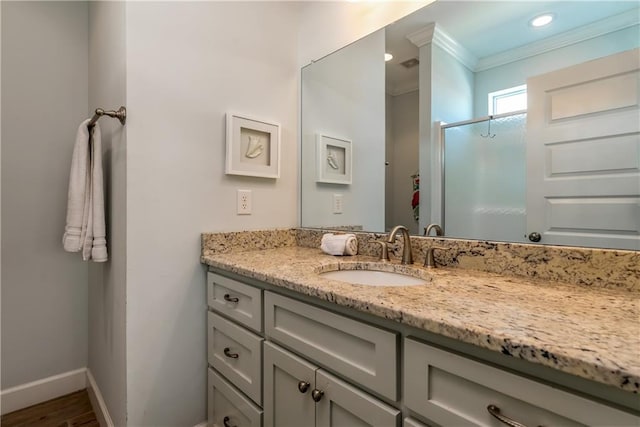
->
[264,291,398,401]
[208,368,262,427]
[208,272,262,332]
[208,312,263,405]
[404,339,639,427]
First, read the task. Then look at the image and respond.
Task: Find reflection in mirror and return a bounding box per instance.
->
[443,112,527,243]
[300,1,640,250]
[301,29,386,232]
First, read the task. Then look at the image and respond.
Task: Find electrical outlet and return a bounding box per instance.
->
[333,194,343,214]
[237,189,252,215]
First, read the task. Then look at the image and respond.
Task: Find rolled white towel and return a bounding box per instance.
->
[320,233,358,256]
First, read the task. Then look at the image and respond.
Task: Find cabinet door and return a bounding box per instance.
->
[263,341,317,427]
[315,370,400,427]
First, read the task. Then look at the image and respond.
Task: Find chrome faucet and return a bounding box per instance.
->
[424,223,443,237]
[387,225,413,264]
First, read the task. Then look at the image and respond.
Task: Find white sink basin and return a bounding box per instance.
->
[319,269,427,286]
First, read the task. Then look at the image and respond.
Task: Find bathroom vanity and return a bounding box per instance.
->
[201,229,639,427]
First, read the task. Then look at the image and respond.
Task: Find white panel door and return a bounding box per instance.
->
[526,48,640,250]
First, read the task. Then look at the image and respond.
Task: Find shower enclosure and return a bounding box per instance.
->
[441,111,527,243]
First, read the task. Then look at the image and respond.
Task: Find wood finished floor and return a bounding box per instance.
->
[1,389,99,427]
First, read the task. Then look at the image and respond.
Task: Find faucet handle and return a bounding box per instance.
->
[424,246,449,268]
[375,241,390,262]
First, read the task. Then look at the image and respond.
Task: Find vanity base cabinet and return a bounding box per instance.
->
[208,369,263,427]
[264,341,400,427]
[207,269,638,427]
[404,338,639,427]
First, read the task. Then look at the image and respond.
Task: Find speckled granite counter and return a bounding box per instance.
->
[201,231,640,395]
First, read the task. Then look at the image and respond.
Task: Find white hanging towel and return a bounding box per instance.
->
[62,120,108,262]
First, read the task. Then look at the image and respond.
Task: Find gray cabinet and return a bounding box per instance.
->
[207,269,639,427]
[264,341,400,427]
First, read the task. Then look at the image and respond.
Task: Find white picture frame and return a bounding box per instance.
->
[316,134,352,184]
[226,113,280,178]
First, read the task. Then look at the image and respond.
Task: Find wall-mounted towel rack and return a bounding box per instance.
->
[88,106,127,129]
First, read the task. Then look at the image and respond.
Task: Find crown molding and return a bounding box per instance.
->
[406,23,436,48]
[475,9,640,72]
[432,26,478,71]
[407,23,478,71]
[405,9,639,73]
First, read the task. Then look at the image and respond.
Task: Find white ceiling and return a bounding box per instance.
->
[385,1,640,95]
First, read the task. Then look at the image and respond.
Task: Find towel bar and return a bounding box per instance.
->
[88,106,126,129]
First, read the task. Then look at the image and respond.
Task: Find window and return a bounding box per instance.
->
[488,84,527,115]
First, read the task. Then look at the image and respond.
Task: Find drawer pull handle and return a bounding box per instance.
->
[487,405,529,427]
[223,294,239,303]
[223,347,239,359]
[311,389,324,402]
[223,416,236,427]
[298,381,310,393]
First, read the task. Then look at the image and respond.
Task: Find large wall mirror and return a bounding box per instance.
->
[300,1,640,250]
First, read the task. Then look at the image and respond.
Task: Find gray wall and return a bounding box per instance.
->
[301,29,386,230]
[88,2,127,426]
[124,2,300,425]
[388,91,420,235]
[1,1,89,388]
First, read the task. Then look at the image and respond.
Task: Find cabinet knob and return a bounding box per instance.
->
[297,381,310,393]
[311,389,324,402]
[223,294,239,303]
[223,416,237,427]
[223,347,239,359]
[527,232,542,242]
[487,404,530,427]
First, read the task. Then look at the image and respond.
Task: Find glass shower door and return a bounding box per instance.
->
[443,112,527,243]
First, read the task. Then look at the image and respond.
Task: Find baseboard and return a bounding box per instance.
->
[0,368,87,415]
[86,369,114,427]
[193,422,208,427]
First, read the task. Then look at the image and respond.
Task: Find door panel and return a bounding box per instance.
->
[263,341,316,427]
[526,48,640,249]
[315,370,400,427]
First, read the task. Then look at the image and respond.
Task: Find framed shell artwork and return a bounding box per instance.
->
[316,134,352,184]
[225,113,280,178]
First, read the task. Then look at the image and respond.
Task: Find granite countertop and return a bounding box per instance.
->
[201,246,640,394]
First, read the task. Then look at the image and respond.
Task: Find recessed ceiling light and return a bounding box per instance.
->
[530,13,554,28]
[385,53,393,62]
